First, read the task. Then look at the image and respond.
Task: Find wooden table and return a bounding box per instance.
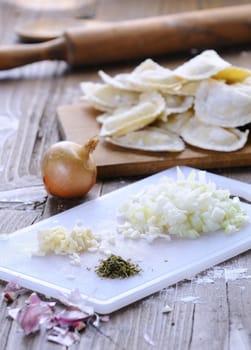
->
[1,0,251,349]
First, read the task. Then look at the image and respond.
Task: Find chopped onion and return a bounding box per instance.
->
[117,168,249,240]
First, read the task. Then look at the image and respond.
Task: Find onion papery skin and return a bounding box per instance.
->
[41,138,98,199]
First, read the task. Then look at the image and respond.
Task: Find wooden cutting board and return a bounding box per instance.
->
[57,103,251,179]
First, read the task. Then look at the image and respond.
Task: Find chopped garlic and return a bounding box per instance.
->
[35,225,99,256]
[69,253,82,266]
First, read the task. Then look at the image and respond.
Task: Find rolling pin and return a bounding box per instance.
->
[1,4,251,70]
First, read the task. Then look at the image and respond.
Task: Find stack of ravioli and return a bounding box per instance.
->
[80,50,251,152]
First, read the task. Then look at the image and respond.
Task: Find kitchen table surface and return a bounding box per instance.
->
[1,0,251,349]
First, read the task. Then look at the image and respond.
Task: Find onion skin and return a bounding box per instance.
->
[41,137,99,199]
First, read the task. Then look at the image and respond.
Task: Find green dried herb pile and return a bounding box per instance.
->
[95,254,142,279]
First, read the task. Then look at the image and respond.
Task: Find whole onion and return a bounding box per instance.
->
[41,137,99,199]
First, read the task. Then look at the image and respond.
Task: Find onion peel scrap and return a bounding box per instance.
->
[5,283,109,347]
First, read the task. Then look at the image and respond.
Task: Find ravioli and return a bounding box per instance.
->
[80,82,139,111]
[80,50,251,153]
[154,110,193,134]
[174,50,231,80]
[181,117,249,152]
[162,94,194,118]
[173,80,200,96]
[100,91,165,137]
[127,58,182,92]
[195,80,251,127]
[98,70,134,91]
[105,127,185,152]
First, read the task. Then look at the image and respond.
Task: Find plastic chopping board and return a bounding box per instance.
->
[0,166,251,314]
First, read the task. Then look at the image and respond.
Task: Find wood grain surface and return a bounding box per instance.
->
[1,0,251,349]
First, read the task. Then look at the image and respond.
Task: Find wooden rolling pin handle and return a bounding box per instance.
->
[0,37,66,70]
[0,4,251,70]
[65,4,251,66]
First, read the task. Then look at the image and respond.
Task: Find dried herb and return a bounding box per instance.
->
[95,254,142,279]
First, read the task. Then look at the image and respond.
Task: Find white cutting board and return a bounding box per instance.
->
[1,166,251,314]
